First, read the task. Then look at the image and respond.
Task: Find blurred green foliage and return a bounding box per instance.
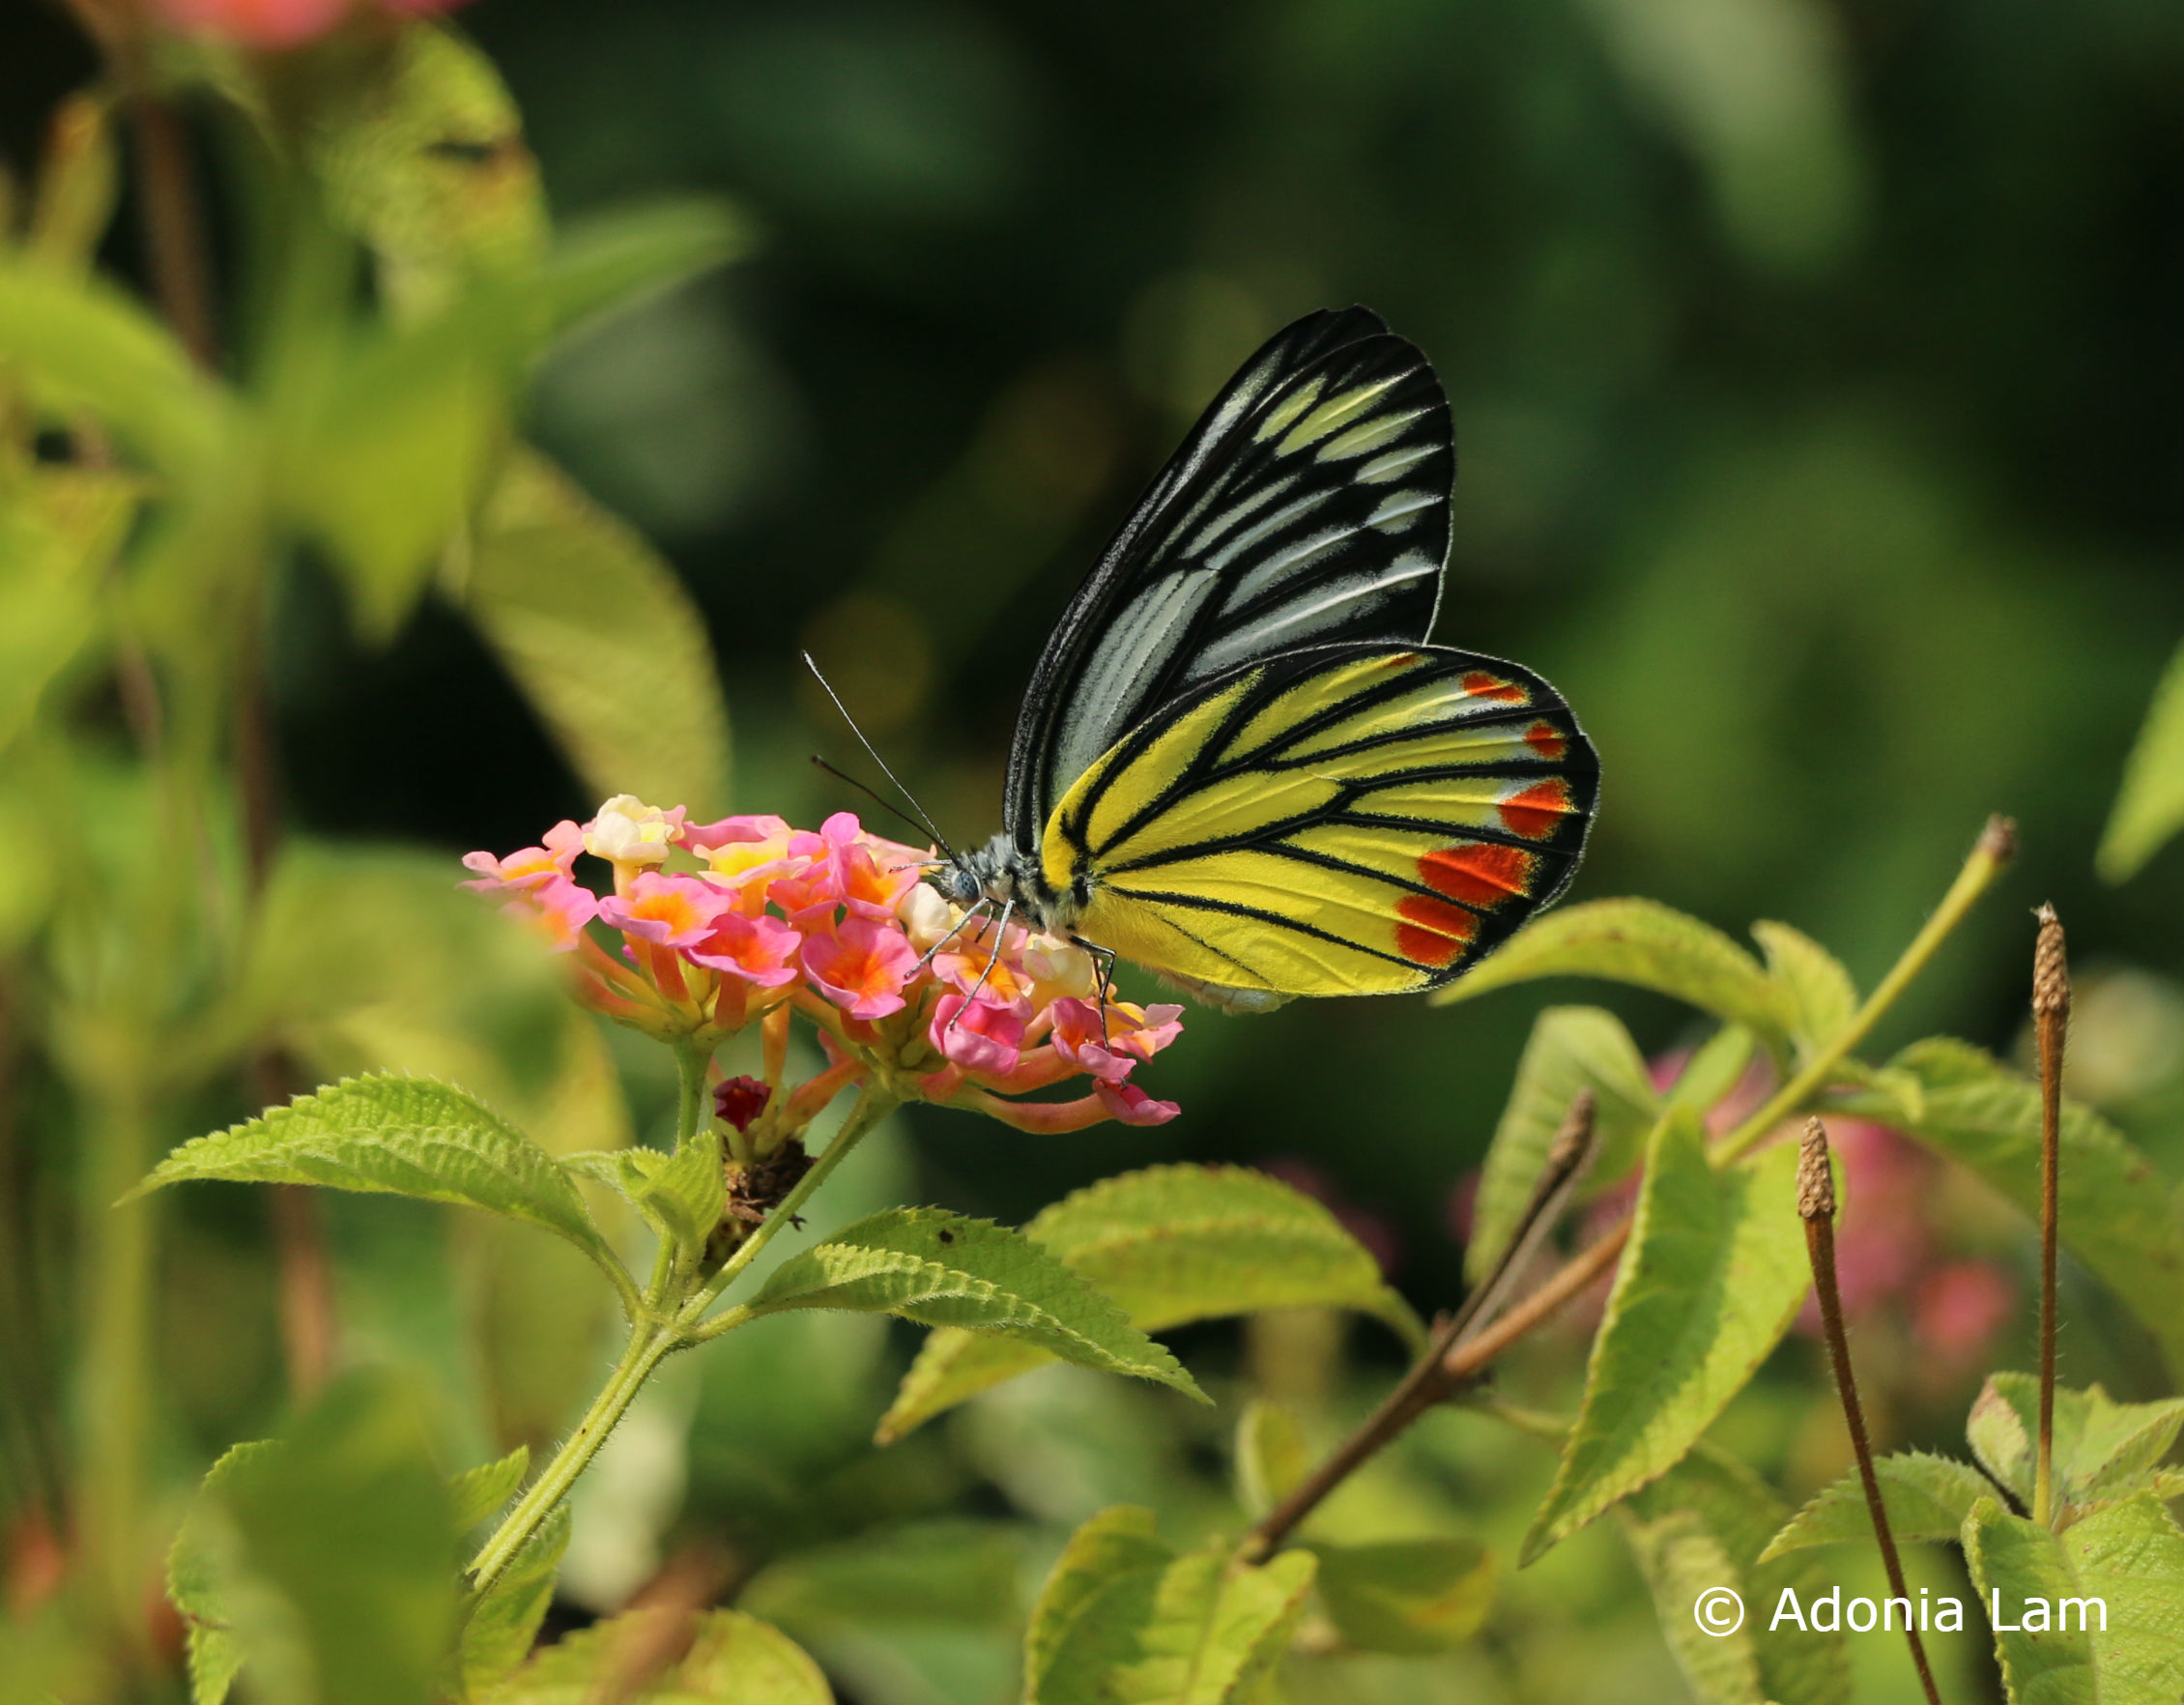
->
[3,0,2182,1700]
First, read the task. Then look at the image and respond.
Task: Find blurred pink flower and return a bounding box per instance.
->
[153,0,471,50]
[1914,1261,2017,1370]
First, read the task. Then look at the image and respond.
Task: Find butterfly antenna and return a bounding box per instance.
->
[802,652,961,864]
[809,756,950,851]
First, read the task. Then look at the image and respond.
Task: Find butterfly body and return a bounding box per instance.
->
[936,307,1598,1010]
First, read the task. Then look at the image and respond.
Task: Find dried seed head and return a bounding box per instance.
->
[2032,903,2070,1022]
[1980,815,2020,866]
[1547,1089,1598,1175]
[1797,1118,1836,1222]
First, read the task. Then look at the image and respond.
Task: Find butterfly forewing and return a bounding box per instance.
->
[1004,308,1454,849]
[1042,645,1597,1000]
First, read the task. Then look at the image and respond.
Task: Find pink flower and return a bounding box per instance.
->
[1095,1080,1182,1126]
[1914,1261,2016,1369]
[599,872,733,948]
[834,837,922,921]
[682,814,794,853]
[461,821,584,895]
[530,876,601,952]
[930,995,1026,1077]
[1050,998,1184,1082]
[800,915,919,1020]
[686,910,800,987]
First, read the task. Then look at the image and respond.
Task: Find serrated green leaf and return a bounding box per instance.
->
[131,1074,626,1294]
[1967,1373,2184,1512]
[1761,1451,1993,1559]
[2099,637,2184,883]
[462,450,733,816]
[1665,1024,1760,1118]
[753,1207,1205,1404]
[1869,1038,2184,1379]
[170,1372,458,1705]
[1624,1446,1850,1705]
[482,1606,832,1703]
[460,1504,568,1691]
[1023,1506,1316,1705]
[634,1126,724,1258]
[1962,1499,2092,1705]
[1521,1111,1810,1564]
[1234,1401,1310,1521]
[0,261,232,477]
[876,1166,1415,1442]
[1468,1006,1659,1283]
[1957,1495,2184,1705]
[1306,1537,1494,1655]
[1751,921,1857,1060]
[449,1445,530,1534]
[1429,897,1792,1046]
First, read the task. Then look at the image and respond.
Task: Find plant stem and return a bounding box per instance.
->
[686,1084,897,1339]
[124,89,217,370]
[466,1314,679,1601]
[469,1084,896,1595]
[1243,1096,1601,1558]
[1243,816,2015,1565]
[675,1041,713,1150]
[1800,1119,1943,1705]
[1717,814,2016,1165]
[2031,904,2069,1528]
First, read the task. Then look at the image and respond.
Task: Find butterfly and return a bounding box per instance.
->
[929,305,1599,1011]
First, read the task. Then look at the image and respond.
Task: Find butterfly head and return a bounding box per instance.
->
[933,833,1076,937]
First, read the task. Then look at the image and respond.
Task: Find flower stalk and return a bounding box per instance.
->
[2030,903,2070,1529]
[1799,1120,1943,1705]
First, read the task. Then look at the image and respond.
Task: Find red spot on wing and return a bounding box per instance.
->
[1419,843,1537,908]
[1498,779,1571,840]
[1394,895,1479,967]
[1460,671,1527,704]
[1523,720,1567,761]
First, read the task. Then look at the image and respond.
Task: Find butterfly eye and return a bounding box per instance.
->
[944,867,982,905]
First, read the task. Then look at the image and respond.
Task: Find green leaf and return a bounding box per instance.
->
[483,1607,832,1703]
[29,92,120,274]
[2058,1491,2184,1702]
[460,1504,569,1691]
[131,1074,626,1297]
[1868,1038,2184,1379]
[1761,1451,1994,1559]
[0,462,139,749]
[169,1441,281,1705]
[1623,1446,1850,1705]
[1022,1506,1316,1705]
[1234,1400,1310,1521]
[1967,1373,2184,1511]
[876,1166,1415,1442]
[1306,1537,1495,1655]
[634,1127,725,1259]
[751,1207,1205,1404]
[1521,1110,1810,1564]
[1430,897,1793,1047]
[2099,636,2184,882]
[738,1519,1025,1636]
[0,261,231,477]
[462,451,733,816]
[1957,1495,2184,1704]
[448,1444,529,1533]
[1962,1499,2092,1705]
[1467,1006,1659,1283]
[1751,920,1857,1059]
[168,1372,459,1705]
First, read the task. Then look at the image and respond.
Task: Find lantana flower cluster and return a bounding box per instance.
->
[463,797,1183,1151]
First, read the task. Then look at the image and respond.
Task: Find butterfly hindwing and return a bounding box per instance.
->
[1004,308,1454,849]
[1040,645,1597,1000]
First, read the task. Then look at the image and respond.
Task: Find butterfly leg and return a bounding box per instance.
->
[1074,936,1120,1048]
[948,900,1015,1030]
[913,897,991,974]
